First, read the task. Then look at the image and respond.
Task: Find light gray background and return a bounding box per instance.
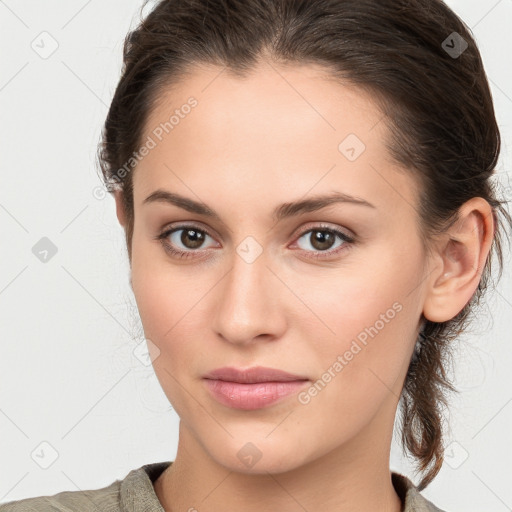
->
[1,1,511,510]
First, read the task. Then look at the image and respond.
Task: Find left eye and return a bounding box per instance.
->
[294,227,353,254]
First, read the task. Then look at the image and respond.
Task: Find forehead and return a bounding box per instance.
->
[133,60,417,219]
[142,60,385,149]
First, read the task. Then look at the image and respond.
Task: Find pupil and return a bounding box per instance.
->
[312,231,334,250]
[182,229,204,249]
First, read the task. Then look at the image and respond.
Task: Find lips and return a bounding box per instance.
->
[202,366,309,384]
[202,366,310,410]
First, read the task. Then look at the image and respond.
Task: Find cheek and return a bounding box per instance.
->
[130,250,203,414]
[130,231,188,335]
[131,268,195,349]
[295,249,417,387]
[130,238,212,368]
[295,288,410,438]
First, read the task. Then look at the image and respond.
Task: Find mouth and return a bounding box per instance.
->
[202,366,310,410]
[202,365,309,384]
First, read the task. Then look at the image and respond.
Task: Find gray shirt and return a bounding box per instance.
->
[0,461,447,511]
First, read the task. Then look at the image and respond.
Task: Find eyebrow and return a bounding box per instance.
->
[143,189,376,223]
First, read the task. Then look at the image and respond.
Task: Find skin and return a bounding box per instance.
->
[114,59,494,512]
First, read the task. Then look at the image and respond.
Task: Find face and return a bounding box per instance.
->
[122,60,431,474]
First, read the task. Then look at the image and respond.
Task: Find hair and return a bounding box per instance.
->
[97,0,512,491]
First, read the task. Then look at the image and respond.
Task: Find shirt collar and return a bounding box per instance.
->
[120,461,444,512]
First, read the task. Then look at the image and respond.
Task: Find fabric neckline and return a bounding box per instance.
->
[121,461,442,512]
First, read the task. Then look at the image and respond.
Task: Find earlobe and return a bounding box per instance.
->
[422,197,494,323]
[114,190,127,228]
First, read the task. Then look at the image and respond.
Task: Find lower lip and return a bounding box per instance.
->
[203,379,309,410]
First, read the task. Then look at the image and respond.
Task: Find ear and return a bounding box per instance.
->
[422,197,495,323]
[113,189,133,284]
[113,190,127,228]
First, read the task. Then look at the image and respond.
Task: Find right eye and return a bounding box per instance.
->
[156,224,219,259]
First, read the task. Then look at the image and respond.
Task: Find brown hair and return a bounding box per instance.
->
[97,0,512,490]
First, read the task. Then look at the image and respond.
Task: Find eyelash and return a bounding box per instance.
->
[155,223,355,261]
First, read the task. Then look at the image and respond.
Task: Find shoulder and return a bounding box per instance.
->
[392,472,448,512]
[0,479,121,512]
[0,461,171,512]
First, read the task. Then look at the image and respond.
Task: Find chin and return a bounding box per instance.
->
[207,441,305,476]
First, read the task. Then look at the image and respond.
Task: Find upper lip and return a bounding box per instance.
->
[203,366,309,384]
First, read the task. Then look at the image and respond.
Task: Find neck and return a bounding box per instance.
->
[154,421,403,512]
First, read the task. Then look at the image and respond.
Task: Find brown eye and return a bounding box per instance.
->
[177,228,207,249]
[307,230,337,251]
[156,224,218,260]
[294,226,354,259]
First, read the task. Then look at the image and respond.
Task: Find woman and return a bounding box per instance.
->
[2,0,510,511]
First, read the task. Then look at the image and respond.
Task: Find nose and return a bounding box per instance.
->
[211,247,287,346]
